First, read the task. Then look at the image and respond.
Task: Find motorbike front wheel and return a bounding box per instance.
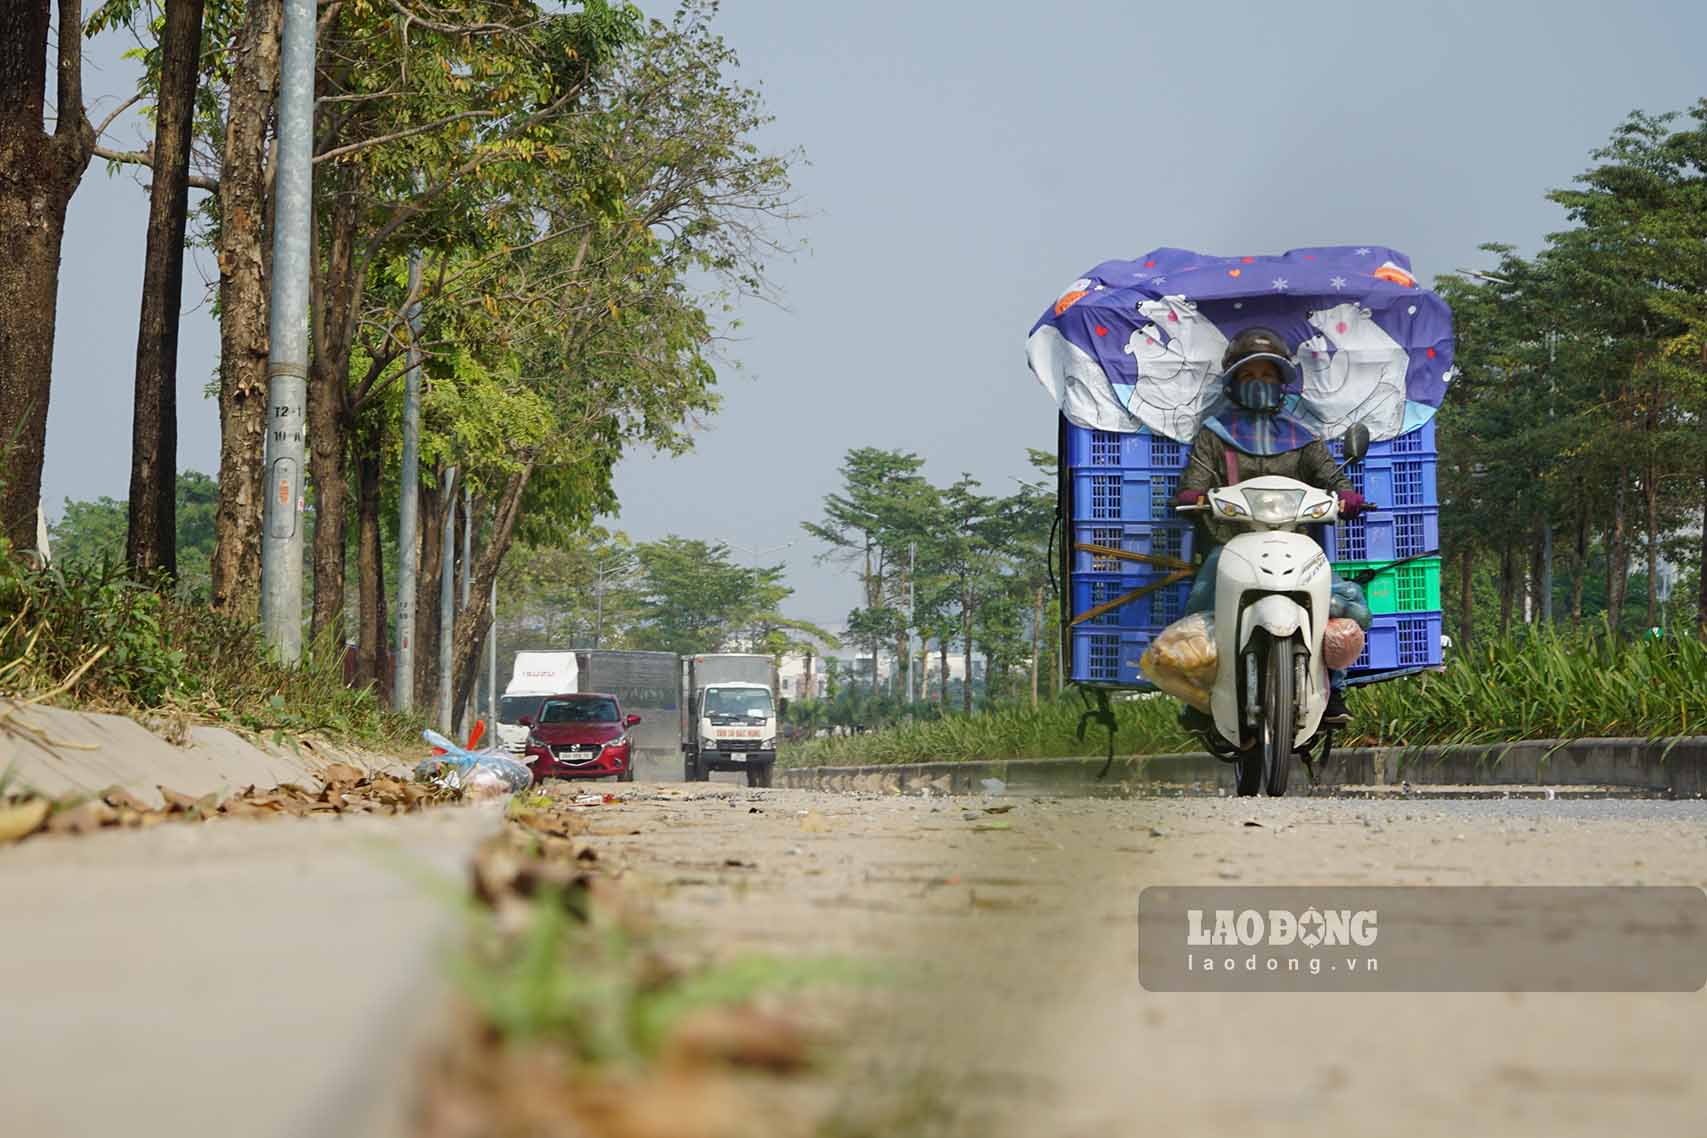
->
[1261,635,1296,797]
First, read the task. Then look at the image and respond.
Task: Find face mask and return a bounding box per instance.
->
[1230,378,1284,412]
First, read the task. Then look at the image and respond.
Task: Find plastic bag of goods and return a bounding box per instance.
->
[1321,617,1366,670]
[414,729,534,798]
[1139,612,1218,713]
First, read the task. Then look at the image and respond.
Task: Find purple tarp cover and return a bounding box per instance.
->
[1026,246,1455,443]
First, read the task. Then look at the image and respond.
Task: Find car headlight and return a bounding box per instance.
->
[1242,488,1305,524]
[1216,496,1249,518]
[760,737,775,749]
[526,734,543,750]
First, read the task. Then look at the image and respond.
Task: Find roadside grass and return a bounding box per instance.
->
[1,542,418,751]
[781,627,1707,767]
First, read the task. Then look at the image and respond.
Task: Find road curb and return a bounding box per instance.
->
[0,697,407,807]
[779,736,1707,797]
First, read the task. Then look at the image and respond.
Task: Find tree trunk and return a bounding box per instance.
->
[803,650,814,701]
[1526,533,1543,625]
[1498,546,1515,638]
[353,412,385,692]
[1029,585,1042,708]
[305,175,362,642]
[1570,499,1588,629]
[449,459,536,718]
[413,475,443,712]
[1644,464,1659,630]
[960,593,973,716]
[124,0,205,582]
[937,638,948,706]
[1698,460,1707,637]
[209,0,282,617]
[1458,546,1474,650]
[1607,477,1630,633]
[0,0,94,550]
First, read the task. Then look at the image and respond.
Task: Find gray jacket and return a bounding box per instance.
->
[1176,429,1350,547]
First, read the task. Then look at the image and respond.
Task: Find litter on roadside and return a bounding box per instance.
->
[414,726,533,799]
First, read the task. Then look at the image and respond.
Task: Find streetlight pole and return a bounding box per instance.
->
[393,258,423,710]
[437,467,457,733]
[258,0,315,661]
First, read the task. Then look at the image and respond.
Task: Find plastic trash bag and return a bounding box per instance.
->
[1329,578,1372,630]
[414,728,533,799]
[1140,612,1218,713]
[1322,616,1366,670]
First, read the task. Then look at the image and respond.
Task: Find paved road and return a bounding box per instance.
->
[588,785,1707,1137]
[0,804,504,1138]
[4,782,1702,1137]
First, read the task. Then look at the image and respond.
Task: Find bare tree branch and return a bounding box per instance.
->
[92,144,221,191]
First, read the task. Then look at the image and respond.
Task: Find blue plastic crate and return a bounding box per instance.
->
[1064,425,1190,471]
[1328,419,1436,461]
[1070,574,1192,629]
[1349,611,1444,672]
[1072,470,1190,522]
[1071,522,1196,573]
[1360,455,1438,509]
[1321,507,1439,561]
[1070,628,1155,686]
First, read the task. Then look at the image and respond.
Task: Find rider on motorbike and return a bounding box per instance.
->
[1173,327,1371,723]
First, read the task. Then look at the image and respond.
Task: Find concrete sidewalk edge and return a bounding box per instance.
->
[779,737,1707,797]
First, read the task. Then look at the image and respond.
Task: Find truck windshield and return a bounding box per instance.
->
[704,688,772,718]
[499,695,546,725]
[540,698,620,724]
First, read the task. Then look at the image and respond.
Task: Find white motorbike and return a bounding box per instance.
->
[1176,425,1370,796]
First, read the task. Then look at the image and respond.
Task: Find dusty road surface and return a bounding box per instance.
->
[584,784,1707,1137]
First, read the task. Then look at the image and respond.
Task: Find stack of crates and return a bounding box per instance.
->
[1064,417,1444,685]
[1063,422,1197,686]
[1325,420,1444,675]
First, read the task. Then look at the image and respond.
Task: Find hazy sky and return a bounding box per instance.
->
[45,0,1707,630]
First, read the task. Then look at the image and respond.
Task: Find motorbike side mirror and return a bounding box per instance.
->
[1342,423,1371,464]
[518,716,533,728]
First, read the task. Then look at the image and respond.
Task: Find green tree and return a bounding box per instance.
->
[629,537,788,656]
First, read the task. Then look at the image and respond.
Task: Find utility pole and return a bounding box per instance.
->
[259,0,315,661]
[392,259,423,710]
[460,486,473,726]
[437,467,457,733]
[906,541,915,705]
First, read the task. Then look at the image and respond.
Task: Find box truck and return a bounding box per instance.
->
[682,653,780,787]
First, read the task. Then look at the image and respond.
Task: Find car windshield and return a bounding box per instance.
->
[499,695,546,725]
[539,698,620,724]
[704,687,772,718]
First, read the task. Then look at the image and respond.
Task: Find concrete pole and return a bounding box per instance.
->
[392,259,423,710]
[259,0,315,662]
[460,487,473,725]
[437,467,457,733]
[906,541,915,705]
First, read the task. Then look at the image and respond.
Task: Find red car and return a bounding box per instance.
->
[520,692,641,783]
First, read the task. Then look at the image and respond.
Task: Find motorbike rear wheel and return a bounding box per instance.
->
[1262,635,1296,797]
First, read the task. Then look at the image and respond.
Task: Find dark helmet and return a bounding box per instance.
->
[1221,327,1298,381]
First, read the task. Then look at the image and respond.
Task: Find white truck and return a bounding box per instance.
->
[496,650,578,752]
[681,653,780,787]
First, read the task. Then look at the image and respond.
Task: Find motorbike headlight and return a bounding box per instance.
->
[1242,488,1305,524]
[1215,495,1249,518]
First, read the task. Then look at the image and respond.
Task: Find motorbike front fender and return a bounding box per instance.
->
[1239,594,1312,653]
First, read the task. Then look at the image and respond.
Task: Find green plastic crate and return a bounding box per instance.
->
[1335,557,1442,615]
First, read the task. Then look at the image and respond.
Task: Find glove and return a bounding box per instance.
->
[1337,490,1367,518]
[1175,489,1205,506]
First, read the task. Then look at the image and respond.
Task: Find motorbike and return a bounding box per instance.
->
[1175,424,1371,796]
